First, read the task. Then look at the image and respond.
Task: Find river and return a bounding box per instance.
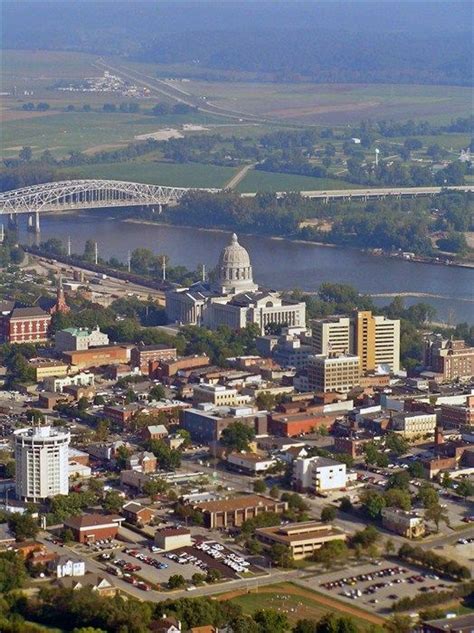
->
[21,215,474,324]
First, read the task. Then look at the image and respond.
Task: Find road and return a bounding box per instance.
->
[95,59,266,124]
[224,163,256,190]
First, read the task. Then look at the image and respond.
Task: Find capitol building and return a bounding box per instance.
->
[166,233,306,333]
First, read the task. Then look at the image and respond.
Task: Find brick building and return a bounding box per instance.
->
[193,494,287,529]
[131,344,177,375]
[270,411,336,437]
[0,306,51,344]
[62,345,129,369]
[64,513,124,543]
[424,336,474,381]
[440,395,474,428]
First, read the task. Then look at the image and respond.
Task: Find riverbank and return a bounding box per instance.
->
[122,217,474,271]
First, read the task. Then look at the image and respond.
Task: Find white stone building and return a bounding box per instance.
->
[14,426,70,501]
[166,233,306,334]
[55,326,109,352]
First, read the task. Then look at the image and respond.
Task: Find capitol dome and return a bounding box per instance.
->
[213,233,258,295]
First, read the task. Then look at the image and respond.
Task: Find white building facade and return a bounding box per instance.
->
[166,234,306,334]
[293,456,347,493]
[14,426,70,501]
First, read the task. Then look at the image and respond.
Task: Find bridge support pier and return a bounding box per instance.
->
[27,211,40,234]
[8,213,17,229]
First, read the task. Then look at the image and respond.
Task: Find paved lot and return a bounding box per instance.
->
[301,561,457,614]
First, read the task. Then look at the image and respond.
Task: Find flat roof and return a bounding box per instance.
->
[256,521,345,544]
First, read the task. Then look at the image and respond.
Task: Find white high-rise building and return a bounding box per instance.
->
[14,426,70,501]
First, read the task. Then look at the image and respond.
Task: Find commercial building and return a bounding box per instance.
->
[62,345,129,369]
[391,411,437,438]
[440,395,474,428]
[192,383,250,407]
[44,372,94,393]
[154,527,192,551]
[424,336,474,382]
[292,456,347,493]
[64,513,123,543]
[193,494,288,529]
[1,306,51,344]
[52,556,86,578]
[130,344,177,374]
[307,353,360,393]
[28,358,71,381]
[159,355,210,379]
[381,508,425,538]
[270,411,336,437]
[272,333,313,369]
[55,326,109,352]
[312,311,400,373]
[181,405,267,444]
[255,521,347,560]
[166,233,306,333]
[14,426,70,502]
[226,452,276,475]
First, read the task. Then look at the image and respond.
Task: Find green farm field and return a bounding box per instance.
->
[61,160,239,188]
[238,169,361,192]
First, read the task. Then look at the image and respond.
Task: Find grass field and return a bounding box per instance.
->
[385,134,471,151]
[218,582,384,630]
[1,110,234,158]
[61,160,239,188]
[238,169,359,192]
[156,77,472,125]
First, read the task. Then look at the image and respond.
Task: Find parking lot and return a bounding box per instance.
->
[302,561,457,613]
[97,538,257,589]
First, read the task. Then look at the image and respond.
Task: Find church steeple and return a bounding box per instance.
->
[51,274,70,314]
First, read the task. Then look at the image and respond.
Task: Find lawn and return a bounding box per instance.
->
[219,582,384,630]
[61,160,239,188]
[238,168,360,192]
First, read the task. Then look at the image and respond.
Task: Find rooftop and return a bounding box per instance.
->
[64,513,123,529]
[194,494,285,513]
[256,521,346,544]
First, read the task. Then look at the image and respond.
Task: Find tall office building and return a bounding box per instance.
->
[14,426,70,502]
[312,311,400,373]
[307,353,361,393]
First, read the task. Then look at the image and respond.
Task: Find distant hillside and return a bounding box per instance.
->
[2,0,472,86]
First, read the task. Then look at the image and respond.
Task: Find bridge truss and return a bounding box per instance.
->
[0,179,219,215]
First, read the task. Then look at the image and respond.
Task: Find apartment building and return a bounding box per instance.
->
[14,426,70,502]
[312,311,400,373]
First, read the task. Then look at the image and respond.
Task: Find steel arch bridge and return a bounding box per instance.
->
[0,179,220,216]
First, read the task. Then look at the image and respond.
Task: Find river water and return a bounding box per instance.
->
[21,215,474,324]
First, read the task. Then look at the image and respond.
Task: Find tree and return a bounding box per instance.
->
[255,391,276,411]
[103,490,123,514]
[314,614,359,633]
[269,543,294,568]
[94,419,109,441]
[191,572,206,585]
[253,479,267,494]
[269,485,280,499]
[384,614,413,633]
[385,433,409,456]
[418,484,439,509]
[8,513,38,541]
[148,440,181,470]
[360,490,386,519]
[351,526,380,549]
[245,538,263,555]
[293,620,315,633]
[312,540,349,568]
[408,461,425,478]
[143,478,168,501]
[425,503,449,533]
[149,384,166,401]
[206,568,222,583]
[168,574,186,589]
[321,506,337,522]
[340,497,353,512]
[385,539,395,556]
[386,470,411,491]
[19,146,33,162]
[384,488,412,511]
[254,609,289,633]
[0,551,27,592]
[221,421,255,452]
[456,480,474,498]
